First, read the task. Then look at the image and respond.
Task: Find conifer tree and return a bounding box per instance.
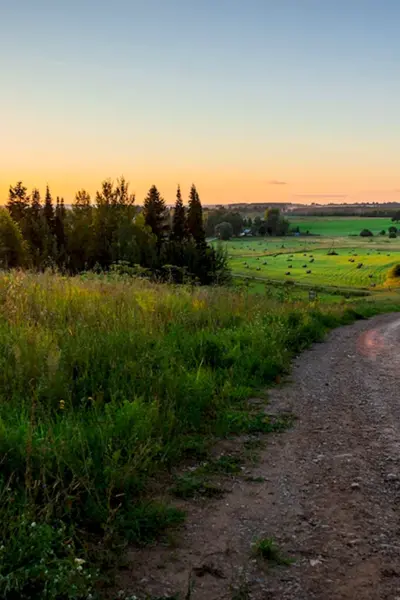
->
[55,197,66,251]
[143,185,169,246]
[6,182,30,228]
[187,184,205,246]
[30,188,41,220]
[171,185,186,241]
[26,188,45,266]
[43,185,55,232]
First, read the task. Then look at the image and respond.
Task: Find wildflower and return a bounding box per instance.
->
[59,399,65,410]
[31,522,37,528]
[74,558,86,566]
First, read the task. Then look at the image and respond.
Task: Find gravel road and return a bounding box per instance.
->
[119,312,400,600]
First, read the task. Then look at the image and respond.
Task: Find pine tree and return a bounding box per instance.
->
[6,182,30,228]
[30,188,41,220]
[187,184,205,246]
[143,185,169,246]
[55,197,66,252]
[60,197,67,219]
[25,188,45,266]
[171,185,186,241]
[42,185,57,262]
[43,186,55,232]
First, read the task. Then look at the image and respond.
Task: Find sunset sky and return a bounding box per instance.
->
[2,0,400,205]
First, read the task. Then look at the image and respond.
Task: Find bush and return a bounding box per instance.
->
[0,209,26,267]
[389,231,397,239]
[360,229,373,237]
[215,221,233,240]
[389,264,400,278]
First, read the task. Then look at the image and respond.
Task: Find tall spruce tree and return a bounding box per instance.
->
[171,185,186,241]
[30,188,41,220]
[143,185,169,246]
[187,184,205,246]
[55,197,66,252]
[43,186,55,232]
[26,188,45,266]
[6,182,30,229]
[42,185,57,261]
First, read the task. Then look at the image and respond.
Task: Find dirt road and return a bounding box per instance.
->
[120,313,400,600]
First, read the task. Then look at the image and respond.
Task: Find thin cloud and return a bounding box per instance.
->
[269,180,287,185]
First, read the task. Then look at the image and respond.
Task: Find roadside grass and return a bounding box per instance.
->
[0,270,399,598]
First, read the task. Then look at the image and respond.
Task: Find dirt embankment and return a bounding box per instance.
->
[117,313,400,600]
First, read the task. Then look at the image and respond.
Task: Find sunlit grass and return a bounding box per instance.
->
[0,270,399,598]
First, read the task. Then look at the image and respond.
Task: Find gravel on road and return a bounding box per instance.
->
[118,313,400,600]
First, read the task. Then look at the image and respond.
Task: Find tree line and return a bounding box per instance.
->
[207,207,290,240]
[1,179,230,284]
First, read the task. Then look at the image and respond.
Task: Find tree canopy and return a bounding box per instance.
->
[2,178,230,286]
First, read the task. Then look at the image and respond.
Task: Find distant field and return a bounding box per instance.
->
[288,216,392,236]
[219,234,400,290]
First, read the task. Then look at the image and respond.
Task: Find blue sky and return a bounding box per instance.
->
[1,0,400,203]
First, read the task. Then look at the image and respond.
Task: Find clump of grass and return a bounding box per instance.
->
[170,474,225,499]
[253,537,293,566]
[201,455,243,475]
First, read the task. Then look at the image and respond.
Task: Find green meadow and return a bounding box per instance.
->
[222,217,400,293]
[287,216,393,236]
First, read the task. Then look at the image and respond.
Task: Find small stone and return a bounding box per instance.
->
[310,558,322,567]
[351,482,360,490]
[386,473,398,481]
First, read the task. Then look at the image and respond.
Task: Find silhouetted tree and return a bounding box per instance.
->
[187,184,205,246]
[68,189,93,272]
[6,182,30,233]
[2,176,231,285]
[171,185,186,241]
[43,186,55,232]
[143,185,169,249]
[55,197,66,264]
[25,188,46,266]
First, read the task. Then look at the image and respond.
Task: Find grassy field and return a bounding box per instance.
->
[221,219,400,291]
[288,216,393,236]
[2,271,398,599]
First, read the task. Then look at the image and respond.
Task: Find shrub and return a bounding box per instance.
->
[389,264,400,278]
[0,209,27,267]
[389,231,397,239]
[215,221,234,241]
[360,229,373,237]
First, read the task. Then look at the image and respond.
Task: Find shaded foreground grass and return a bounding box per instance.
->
[0,272,399,599]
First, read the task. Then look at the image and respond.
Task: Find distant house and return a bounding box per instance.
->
[240,228,253,237]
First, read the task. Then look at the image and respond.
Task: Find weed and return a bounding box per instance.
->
[253,537,293,566]
[170,474,225,499]
[201,455,243,475]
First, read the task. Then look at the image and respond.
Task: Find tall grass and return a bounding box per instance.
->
[0,271,397,599]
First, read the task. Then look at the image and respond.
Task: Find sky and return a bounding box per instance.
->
[2,0,400,205]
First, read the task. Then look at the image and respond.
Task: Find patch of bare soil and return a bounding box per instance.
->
[114,313,400,600]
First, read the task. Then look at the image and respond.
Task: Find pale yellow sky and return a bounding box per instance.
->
[3,1,400,206]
